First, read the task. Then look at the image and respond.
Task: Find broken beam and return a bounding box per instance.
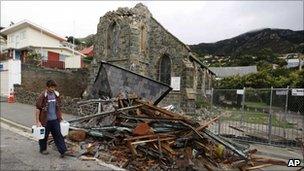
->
[68,105,142,123]
[130,137,175,145]
[124,133,175,141]
[136,100,191,122]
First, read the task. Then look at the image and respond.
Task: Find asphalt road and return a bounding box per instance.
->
[0,124,111,170]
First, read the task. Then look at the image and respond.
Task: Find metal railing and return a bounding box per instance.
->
[42,60,64,69]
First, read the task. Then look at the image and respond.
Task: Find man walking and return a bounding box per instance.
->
[35,79,67,158]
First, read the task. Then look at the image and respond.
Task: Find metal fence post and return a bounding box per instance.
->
[283,86,289,138]
[268,87,273,144]
[240,87,246,125]
[210,88,221,134]
[210,88,214,113]
[302,115,304,162]
[217,113,221,135]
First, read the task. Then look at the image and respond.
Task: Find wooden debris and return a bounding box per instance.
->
[246,163,273,170]
[67,97,289,171]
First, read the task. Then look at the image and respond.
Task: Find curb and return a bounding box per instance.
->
[1,117,31,132]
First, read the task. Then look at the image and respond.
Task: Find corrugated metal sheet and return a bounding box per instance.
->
[88,62,172,105]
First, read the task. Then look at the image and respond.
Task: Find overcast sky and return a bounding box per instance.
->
[1,1,303,44]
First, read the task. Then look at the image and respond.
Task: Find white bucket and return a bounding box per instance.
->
[60,120,70,137]
[32,125,45,140]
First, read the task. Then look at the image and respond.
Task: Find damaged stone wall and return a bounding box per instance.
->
[21,64,89,98]
[14,85,80,114]
[90,3,214,114]
[14,64,90,115]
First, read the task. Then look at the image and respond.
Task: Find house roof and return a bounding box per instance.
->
[209,66,258,78]
[0,20,66,41]
[287,59,300,63]
[30,46,86,57]
[80,46,94,55]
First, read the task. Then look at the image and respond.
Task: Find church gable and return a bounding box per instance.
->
[91,3,214,114]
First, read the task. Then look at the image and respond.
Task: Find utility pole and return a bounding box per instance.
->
[40,23,43,66]
[299,53,303,71]
[73,21,75,58]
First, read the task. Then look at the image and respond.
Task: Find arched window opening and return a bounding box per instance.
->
[140,25,146,54]
[159,55,171,85]
[107,22,120,57]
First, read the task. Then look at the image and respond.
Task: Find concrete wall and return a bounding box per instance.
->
[65,55,81,68]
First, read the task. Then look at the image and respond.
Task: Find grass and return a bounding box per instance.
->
[245,102,268,109]
[221,110,295,129]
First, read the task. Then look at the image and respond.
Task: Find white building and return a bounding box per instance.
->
[0,20,85,69]
[287,59,304,69]
[0,59,21,96]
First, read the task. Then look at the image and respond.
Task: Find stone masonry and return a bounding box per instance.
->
[88,3,214,114]
[14,64,89,115]
[21,64,89,98]
[14,85,80,115]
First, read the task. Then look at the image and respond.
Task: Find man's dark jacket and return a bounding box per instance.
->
[36,90,63,126]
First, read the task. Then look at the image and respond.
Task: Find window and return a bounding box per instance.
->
[59,54,66,62]
[107,22,120,57]
[140,25,146,54]
[11,35,15,43]
[159,54,171,85]
[20,31,26,39]
[15,35,20,47]
[40,49,48,60]
[16,35,20,42]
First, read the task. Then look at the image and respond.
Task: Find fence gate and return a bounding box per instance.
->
[208,87,304,147]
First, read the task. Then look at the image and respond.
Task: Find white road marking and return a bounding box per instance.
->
[0,117,126,171]
[1,121,37,141]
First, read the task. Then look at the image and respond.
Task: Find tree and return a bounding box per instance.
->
[66,36,81,45]
[27,52,42,65]
[215,67,303,89]
[234,55,255,66]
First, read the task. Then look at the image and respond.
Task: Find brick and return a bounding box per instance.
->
[68,130,87,142]
[133,122,154,136]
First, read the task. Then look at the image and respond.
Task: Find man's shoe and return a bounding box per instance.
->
[60,150,74,158]
[40,150,49,155]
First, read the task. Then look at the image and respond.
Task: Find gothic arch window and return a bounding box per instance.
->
[107,21,120,57]
[140,25,147,54]
[159,54,171,85]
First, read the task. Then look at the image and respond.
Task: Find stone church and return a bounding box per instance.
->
[88,3,214,113]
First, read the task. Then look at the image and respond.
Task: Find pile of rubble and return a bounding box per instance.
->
[65,97,287,171]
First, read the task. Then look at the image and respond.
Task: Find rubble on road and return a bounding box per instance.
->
[65,97,287,171]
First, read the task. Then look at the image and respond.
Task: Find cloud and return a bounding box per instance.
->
[1,1,303,44]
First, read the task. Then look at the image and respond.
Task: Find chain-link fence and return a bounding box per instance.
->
[205,87,304,147]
